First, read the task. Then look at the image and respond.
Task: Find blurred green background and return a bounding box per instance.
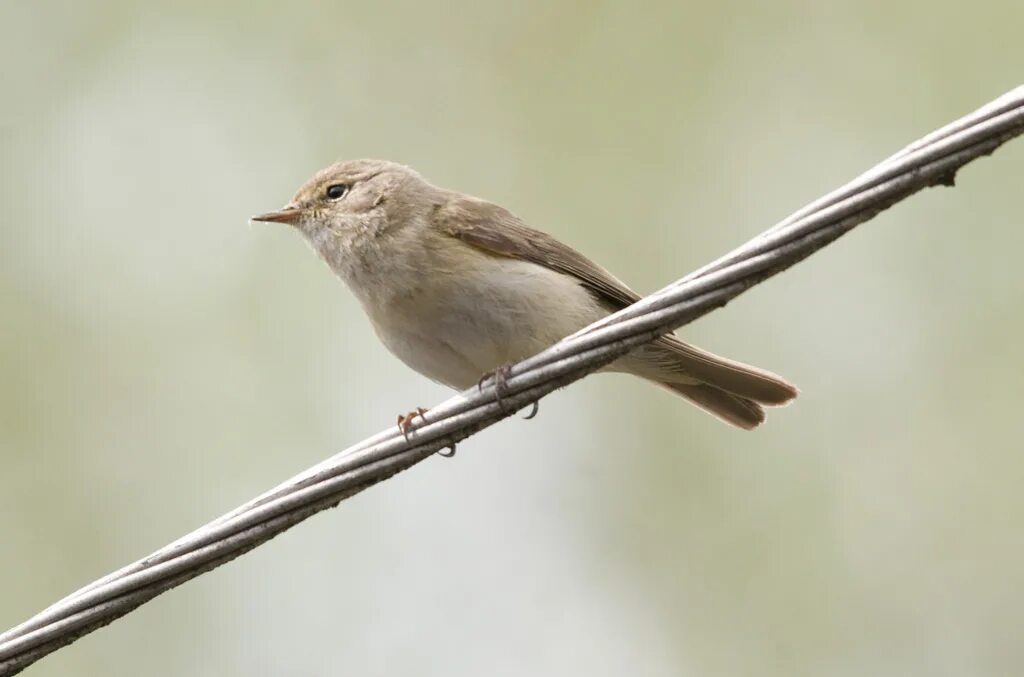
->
[2,2,1023,675]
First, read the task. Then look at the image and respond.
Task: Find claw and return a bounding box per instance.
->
[397,407,429,441]
[437,443,457,458]
[478,365,542,419]
[478,364,517,415]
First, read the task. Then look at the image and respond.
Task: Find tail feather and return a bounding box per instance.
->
[619,337,798,430]
[639,337,798,405]
[660,382,766,430]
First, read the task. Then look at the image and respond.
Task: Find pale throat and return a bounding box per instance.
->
[304,216,401,307]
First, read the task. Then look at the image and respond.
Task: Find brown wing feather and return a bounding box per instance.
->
[435,196,640,309]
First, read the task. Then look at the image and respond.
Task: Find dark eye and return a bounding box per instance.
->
[325,183,349,200]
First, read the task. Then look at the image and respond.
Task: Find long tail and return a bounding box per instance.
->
[621,337,798,430]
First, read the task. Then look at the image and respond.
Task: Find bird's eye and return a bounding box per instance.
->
[325,183,349,200]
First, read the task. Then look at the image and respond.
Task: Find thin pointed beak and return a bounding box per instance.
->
[250,206,303,225]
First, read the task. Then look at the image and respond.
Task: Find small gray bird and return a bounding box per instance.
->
[252,160,797,430]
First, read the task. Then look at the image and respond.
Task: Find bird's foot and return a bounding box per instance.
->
[478,364,515,415]
[477,364,540,419]
[397,407,429,441]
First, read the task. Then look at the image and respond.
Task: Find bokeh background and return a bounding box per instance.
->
[3,2,1023,675]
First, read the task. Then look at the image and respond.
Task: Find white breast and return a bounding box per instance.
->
[365,253,608,390]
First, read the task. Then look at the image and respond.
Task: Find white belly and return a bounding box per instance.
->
[364,256,608,389]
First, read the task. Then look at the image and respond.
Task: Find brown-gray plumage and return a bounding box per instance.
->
[437,195,796,428]
[252,159,797,430]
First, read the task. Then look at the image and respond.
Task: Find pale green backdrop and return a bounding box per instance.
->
[2,2,1023,676]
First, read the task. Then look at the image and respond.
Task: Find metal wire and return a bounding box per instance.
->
[2,84,1023,676]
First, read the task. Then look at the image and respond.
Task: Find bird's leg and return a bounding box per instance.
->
[396,407,429,441]
[477,364,540,419]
